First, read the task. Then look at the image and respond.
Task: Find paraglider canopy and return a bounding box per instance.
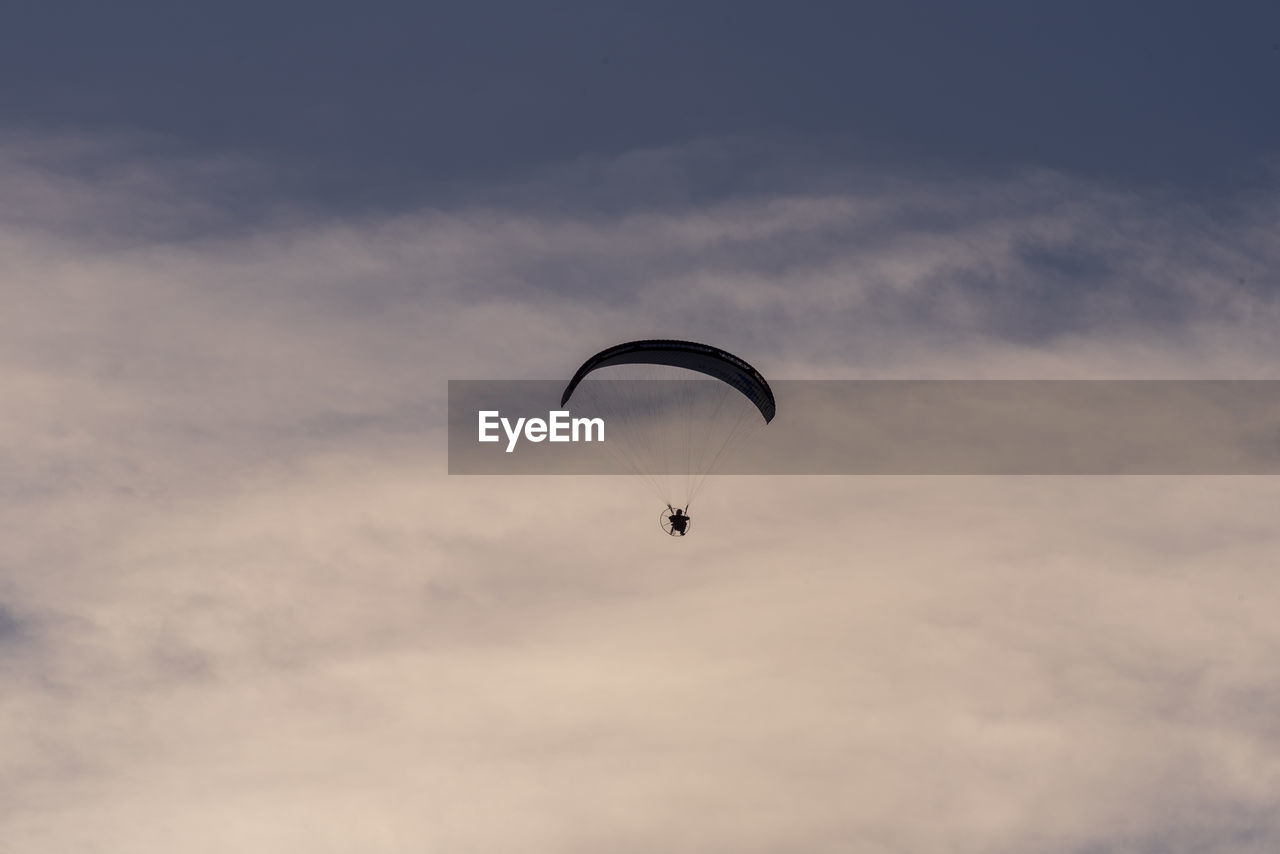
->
[560,339,775,423]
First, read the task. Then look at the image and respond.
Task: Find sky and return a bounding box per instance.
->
[3,3,1280,852]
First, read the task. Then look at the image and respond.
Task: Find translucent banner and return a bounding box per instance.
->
[448,380,1280,475]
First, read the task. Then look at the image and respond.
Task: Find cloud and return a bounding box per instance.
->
[2,134,1280,852]
[0,602,21,646]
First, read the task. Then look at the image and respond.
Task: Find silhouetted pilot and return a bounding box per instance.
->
[667,506,690,536]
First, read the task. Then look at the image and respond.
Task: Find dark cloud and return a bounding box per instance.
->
[2,2,1277,215]
[0,602,21,643]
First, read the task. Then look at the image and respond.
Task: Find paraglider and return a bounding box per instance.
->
[560,339,774,535]
[664,505,691,537]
